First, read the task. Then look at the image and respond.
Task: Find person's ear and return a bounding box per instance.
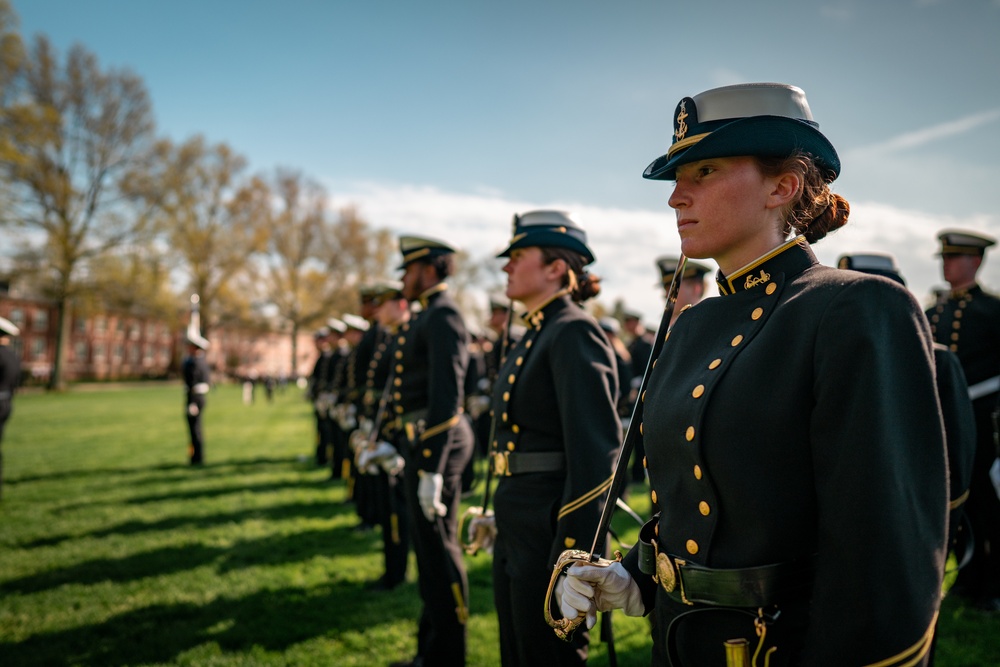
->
[766,171,801,210]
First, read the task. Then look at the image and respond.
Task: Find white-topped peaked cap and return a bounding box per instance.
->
[0,316,20,337]
[937,229,996,256]
[643,82,840,182]
[397,235,456,269]
[496,210,595,265]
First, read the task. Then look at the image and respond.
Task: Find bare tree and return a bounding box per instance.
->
[0,32,156,390]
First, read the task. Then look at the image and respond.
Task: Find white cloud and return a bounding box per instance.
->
[326,179,1000,326]
[848,108,1000,157]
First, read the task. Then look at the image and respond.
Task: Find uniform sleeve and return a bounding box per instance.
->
[418,305,469,473]
[546,318,621,568]
[805,279,947,666]
[934,346,976,545]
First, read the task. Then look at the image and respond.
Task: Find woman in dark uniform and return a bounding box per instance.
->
[481,210,621,666]
[560,83,948,666]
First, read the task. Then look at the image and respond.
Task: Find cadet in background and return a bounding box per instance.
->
[182,331,211,466]
[0,316,22,499]
[926,230,1000,612]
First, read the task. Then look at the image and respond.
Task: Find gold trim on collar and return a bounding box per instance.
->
[523,287,572,328]
[667,132,710,157]
[418,282,448,308]
[722,236,804,294]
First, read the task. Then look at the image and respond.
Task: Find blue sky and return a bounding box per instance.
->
[11,0,1000,324]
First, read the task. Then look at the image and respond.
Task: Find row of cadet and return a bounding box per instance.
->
[166,81,999,667]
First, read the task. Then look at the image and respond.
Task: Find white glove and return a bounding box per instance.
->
[187,403,199,417]
[417,471,447,521]
[466,508,497,554]
[379,454,405,476]
[358,441,396,469]
[560,562,644,629]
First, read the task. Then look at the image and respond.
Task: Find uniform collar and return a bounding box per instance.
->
[417,282,448,309]
[522,288,572,329]
[716,236,816,296]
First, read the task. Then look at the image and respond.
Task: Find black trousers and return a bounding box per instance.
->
[493,532,588,666]
[953,398,1000,599]
[314,409,331,465]
[186,395,205,464]
[401,426,474,666]
[373,468,410,586]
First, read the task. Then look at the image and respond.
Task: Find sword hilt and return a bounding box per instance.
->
[543,548,623,641]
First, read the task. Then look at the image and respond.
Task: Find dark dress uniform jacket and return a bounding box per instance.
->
[625,238,947,666]
[395,285,473,470]
[492,293,621,573]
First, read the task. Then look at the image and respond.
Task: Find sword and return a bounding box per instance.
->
[544,255,689,641]
[461,304,514,555]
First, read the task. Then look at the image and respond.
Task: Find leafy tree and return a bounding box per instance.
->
[0,31,156,390]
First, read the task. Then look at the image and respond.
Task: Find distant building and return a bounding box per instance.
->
[0,295,316,386]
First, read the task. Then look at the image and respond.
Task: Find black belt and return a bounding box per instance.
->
[492,451,566,476]
[637,517,815,608]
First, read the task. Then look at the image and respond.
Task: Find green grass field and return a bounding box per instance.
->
[0,384,996,666]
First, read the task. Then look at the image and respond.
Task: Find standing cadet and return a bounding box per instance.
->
[474,210,621,666]
[926,230,1000,612]
[655,255,711,325]
[307,325,336,467]
[390,235,475,667]
[560,82,946,665]
[356,280,412,591]
[338,313,374,526]
[0,316,21,500]
[182,331,211,466]
[622,309,653,484]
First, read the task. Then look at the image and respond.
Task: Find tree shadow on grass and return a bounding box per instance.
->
[20,497,359,549]
[2,518,381,596]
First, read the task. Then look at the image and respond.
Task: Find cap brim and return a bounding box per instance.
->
[496,231,595,265]
[643,116,840,181]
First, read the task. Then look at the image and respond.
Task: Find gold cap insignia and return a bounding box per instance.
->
[674,100,689,142]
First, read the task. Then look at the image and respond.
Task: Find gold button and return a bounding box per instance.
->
[525,340,533,348]
[395,405,403,414]
[699,501,710,516]
[955,310,963,318]
[393,392,401,400]
[502,412,508,421]
[952,321,961,330]
[512,424,520,434]
[395,350,403,359]
[503,391,510,401]
[765,283,776,295]
[397,337,405,346]
[654,523,659,536]
[393,378,402,386]
[685,426,695,441]
[950,344,958,352]
[640,422,644,435]
[508,374,516,383]
[951,333,959,341]
[395,364,403,373]
[731,334,743,347]
[422,448,431,458]
[651,490,658,504]
[751,307,763,320]
[516,357,523,366]
[564,537,576,548]
[686,540,699,555]
[709,358,721,370]
[641,390,646,403]
[692,384,705,398]
[693,465,702,479]
[507,442,515,451]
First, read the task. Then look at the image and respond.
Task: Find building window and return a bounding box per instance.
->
[33,309,48,332]
[74,340,89,361]
[114,344,124,361]
[74,317,87,334]
[31,337,46,358]
[94,316,106,334]
[94,343,106,360]
[10,308,24,328]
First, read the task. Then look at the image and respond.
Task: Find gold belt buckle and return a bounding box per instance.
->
[652,541,691,604]
[493,451,510,476]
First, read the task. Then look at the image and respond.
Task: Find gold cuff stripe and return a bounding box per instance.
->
[419,414,462,441]
[862,612,936,667]
[557,474,613,520]
[949,488,970,510]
